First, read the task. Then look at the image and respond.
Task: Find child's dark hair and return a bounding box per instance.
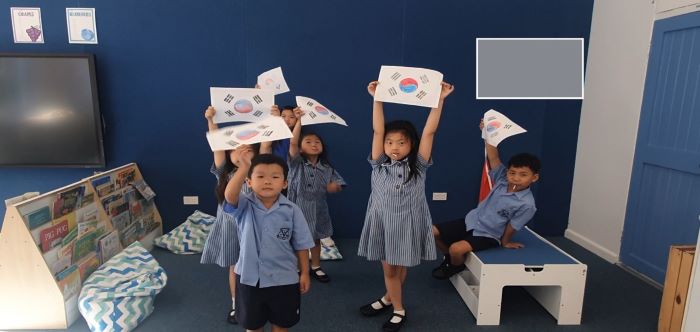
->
[282,105,295,112]
[215,144,261,203]
[248,154,289,180]
[508,153,541,174]
[299,131,332,167]
[385,120,419,183]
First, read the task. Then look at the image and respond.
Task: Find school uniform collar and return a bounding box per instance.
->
[247,192,294,212]
[303,158,328,170]
[383,155,408,166]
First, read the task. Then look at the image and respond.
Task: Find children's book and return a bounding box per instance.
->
[72,230,97,262]
[133,179,156,200]
[25,205,52,230]
[98,231,122,263]
[111,210,131,231]
[91,175,113,197]
[56,265,81,299]
[80,192,95,208]
[39,219,69,252]
[115,168,136,190]
[77,252,100,282]
[58,186,85,217]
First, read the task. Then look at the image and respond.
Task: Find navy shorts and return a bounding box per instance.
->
[235,274,301,330]
[435,218,500,252]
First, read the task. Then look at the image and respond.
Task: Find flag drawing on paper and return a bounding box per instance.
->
[257,67,290,95]
[481,109,526,147]
[374,66,443,108]
[478,154,492,202]
[10,7,44,43]
[206,116,293,151]
[210,87,274,124]
[295,96,347,127]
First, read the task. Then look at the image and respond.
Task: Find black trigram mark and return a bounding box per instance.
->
[224,130,235,136]
[391,72,401,80]
[257,125,270,130]
[225,110,235,117]
[308,112,317,119]
[307,101,314,107]
[503,124,512,129]
[388,87,397,96]
[253,110,263,117]
[330,114,337,120]
[262,130,273,137]
[419,75,429,84]
[224,94,234,103]
[416,91,427,99]
[253,95,263,104]
[226,141,240,147]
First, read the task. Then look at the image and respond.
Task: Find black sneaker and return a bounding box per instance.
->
[432,255,450,273]
[382,312,406,332]
[360,298,392,316]
[432,264,465,280]
[227,308,237,324]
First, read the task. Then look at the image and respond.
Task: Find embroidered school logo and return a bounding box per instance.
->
[277,228,291,240]
[497,209,511,219]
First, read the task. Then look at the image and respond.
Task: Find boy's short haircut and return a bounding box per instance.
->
[281,105,295,112]
[248,153,289,179]
[508,153,541,174]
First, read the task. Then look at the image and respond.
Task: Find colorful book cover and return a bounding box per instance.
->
[77,252,100,281]
[110,201,130,218]
[31,221,52,246]
[43,246,71,275]
[76,202,98,224]
[58,186,85,216]
[39,219,69,252]
[91,175,112,195]
[111,210,131,231]
[133,179,156,200]
[98,231,122,263]
[54,211,77,233]
[59,238,75,260]
[115,168,136,189]
[101,193,123,212]
[56,265,81,299]
[119,222,138,247]
[96,182,115,197]
[25,205,52,230]
[72,230,97,262]
[80,192,95,208]
[52,197,65,219]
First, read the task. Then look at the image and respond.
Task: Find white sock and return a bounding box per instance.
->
[390,310,406,323]
[371,296,391,310]
[311,265,326,276]
[231,297,236,310]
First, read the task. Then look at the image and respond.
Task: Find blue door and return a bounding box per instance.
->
[620,11,700,284]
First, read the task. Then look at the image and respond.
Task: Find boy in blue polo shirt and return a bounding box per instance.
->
[431,121,540,280]
[223,150,315,331]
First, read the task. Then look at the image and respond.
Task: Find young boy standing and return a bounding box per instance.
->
[432,120,540,279]
[223,150,315,331]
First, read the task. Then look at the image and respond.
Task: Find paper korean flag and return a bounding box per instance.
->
[210,87,274,124]
[66,8,98,44]
[11,7,44,43]
[206,116,292,151]
[296,96,347,126]
[481,109,527,147]
[257,67,290,95]
[375,66,443,108]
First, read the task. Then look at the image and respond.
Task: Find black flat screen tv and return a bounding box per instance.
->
[0,53,105,167]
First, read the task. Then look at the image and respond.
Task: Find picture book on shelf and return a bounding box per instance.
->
[39,219,69,252]
[25,205,52,230]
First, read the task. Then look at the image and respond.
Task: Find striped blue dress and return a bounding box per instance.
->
[287,155,346,240]
[357,154,436,267]
[200,163,252,267]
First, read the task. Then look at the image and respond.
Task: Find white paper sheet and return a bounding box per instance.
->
[210,87,275,124]
[374,65,443,108]
[257,67,290,95]
[295,96,347,126]
[11,7,43,43]
[481,109,527,147]
[206,116,293,151]
[66,8,98,44]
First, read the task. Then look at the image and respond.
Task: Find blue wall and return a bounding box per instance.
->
[0,0,593,237]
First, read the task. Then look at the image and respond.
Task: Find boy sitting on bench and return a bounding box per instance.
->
[432,120,540,280]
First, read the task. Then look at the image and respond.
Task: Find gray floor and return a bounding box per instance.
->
[54,237,660,332]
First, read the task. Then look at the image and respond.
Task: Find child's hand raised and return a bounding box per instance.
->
[327,182,343,193]
[230,145,254,168]
[204,106,216,120]
[293,107,304,119]
[367,81,379,97]
[479,118,484,131]
[270,105,280,116]
[439,81,455,100]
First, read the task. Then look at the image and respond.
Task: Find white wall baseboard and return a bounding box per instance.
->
[565,228,619,264]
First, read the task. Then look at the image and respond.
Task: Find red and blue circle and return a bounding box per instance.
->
[314,106,330,115]
[234,99,254,113]
[399,78,418,93]
[236,129,259,140]
[486,121,501,132]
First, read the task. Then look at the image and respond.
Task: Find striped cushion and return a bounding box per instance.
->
[154,210,215,254]
[78,241,167,332]
[320,244,343,260]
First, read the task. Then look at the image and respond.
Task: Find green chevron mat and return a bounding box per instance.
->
[79,241,167,332]
[154,210,215,254]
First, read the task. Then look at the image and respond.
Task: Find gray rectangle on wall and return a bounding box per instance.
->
[476,38,584,99]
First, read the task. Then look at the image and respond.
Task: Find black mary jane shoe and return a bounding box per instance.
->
[227,308,237,324]
[432,263,466,280]
[360,298,392,316]
[311,267,331,283]
[382,312,406,332]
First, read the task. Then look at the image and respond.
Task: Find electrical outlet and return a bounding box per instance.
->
[432,192,447,201]
[183,196,199,205]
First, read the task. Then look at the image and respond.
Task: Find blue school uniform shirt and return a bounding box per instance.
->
[464,164,537,243]
[224,192,314,288]
[272,138,291,162]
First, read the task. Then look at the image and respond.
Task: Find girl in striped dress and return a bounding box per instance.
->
[282,107,346,283]
[358,81,454,332]
[200,106,256,325]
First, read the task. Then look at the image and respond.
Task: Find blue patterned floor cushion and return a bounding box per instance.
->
[154,210,215,254]
[79,241,168,332]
